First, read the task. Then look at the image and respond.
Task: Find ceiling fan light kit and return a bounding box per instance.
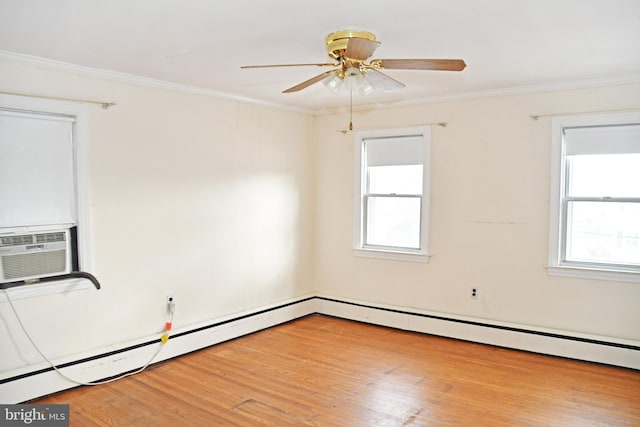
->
[322,66,377,96]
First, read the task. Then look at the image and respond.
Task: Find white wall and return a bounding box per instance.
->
[313,85,640,342]
[0,59,315,374]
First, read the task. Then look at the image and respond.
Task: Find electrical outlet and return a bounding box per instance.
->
[470,287,479,300]
[166,295,175,315]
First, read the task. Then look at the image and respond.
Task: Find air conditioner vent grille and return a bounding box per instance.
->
[35,232,66,243]
[1,232,66,247]
[1,250,66,280]
[1,235,35,247]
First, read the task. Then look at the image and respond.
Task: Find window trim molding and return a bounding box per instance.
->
[548,111,640,283]
[0,94,95,297]
[353,125,431,262]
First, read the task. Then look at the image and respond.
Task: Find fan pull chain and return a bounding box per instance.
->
[349,88,353,131]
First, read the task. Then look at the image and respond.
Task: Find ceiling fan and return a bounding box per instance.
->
[241,30,467,95]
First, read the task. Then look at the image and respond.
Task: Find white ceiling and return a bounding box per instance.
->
[1,0,639,114]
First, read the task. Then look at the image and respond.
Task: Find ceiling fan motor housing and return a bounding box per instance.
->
[325,30,377,61]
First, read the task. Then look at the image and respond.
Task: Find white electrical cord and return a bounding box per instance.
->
[2,289,170,386]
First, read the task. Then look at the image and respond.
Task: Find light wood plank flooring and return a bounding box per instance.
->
[34,314,640,426]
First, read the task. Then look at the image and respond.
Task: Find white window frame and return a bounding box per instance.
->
[548,111,640,283]
[0,94,94,300]
[353,126,431,262]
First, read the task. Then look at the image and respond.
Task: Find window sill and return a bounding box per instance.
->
[0,279,94,302]
[547,265,640,283]
[353,248,430,263]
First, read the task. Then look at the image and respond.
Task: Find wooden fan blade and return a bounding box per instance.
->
[241,63,337,69]
[365,69,406,91]
[377,59,466,71]
[282,70,337,93]
[345,38,381,61]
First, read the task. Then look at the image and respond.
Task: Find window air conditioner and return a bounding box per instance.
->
[0,228,72,283]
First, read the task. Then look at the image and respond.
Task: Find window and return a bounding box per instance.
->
[549,112,640,282]
[354,126,430,262]
[0,94,93,298]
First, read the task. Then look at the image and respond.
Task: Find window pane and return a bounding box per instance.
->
[365,137,423,166]
[368,165,423,194]
[566,201,640,266]
[0,111,76,227]
[568,154,640,198]
[366,196,421,249]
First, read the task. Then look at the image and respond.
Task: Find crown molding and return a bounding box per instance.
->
[0,50,313,115]
[2,50,639,116]
[431,72,640,102]
[344,72,640,115]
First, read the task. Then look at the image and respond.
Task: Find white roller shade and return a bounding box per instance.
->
[564,124,640,155]
[365,135,424,167]
[0,109,76,228]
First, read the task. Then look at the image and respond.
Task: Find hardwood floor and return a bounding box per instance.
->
[34,314,640,426]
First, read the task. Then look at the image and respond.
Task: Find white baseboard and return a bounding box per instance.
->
[2,294,638,403]
[315,295,640,370]
[0,295,316,404]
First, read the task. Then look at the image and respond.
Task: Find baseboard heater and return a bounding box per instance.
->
[316,297,640,351]
[315,297,640,352]
[1,295,637,403]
